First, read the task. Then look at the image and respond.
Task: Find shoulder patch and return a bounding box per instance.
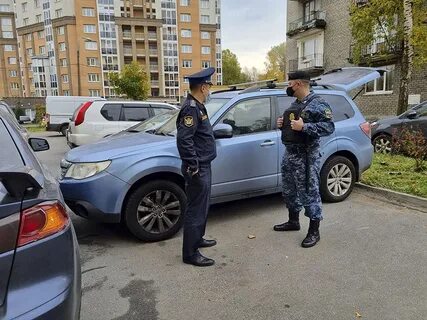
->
[190,100,197,107]
[324,108,332,119]
[183,116,194,127]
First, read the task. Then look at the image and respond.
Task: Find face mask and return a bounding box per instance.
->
[286,85,296,97]
[205,91,212,104]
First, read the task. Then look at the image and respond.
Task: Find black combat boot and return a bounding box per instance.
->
[301,220,320,248]
[273,210,300,231]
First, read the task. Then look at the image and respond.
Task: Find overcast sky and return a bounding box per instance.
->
[221,0,287,72]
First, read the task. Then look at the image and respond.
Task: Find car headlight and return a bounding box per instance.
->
[64,161,111,180]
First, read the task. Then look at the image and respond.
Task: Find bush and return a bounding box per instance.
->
[34,104,46,125]
[393,127,427,172]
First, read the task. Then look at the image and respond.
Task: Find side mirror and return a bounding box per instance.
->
[28,138,50,152]
[213,123,233,139]
[407,110,417,119]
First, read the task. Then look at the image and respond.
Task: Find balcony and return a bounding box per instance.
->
[136,49,146,56]
[123,48,132,55]
[349,41,402,66]
[151,80,160,87]
[149,49,158,56]
[123,31,132,39]
[288,54,324,74]
[148,32,157,40]
[287,11,326,37]
[150,64,159,72]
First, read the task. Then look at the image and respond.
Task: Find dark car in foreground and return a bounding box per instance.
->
[371,101,427,153]
[0,109,81,319]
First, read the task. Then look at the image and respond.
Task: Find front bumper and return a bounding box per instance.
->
[60,171,130,223]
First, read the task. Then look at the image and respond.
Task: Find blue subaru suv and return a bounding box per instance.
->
[60,68,379,242]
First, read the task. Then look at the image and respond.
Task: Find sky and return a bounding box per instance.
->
[221,0,287,72]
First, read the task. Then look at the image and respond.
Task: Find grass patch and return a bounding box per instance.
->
[23,124,46,133]
[361,153,427,198]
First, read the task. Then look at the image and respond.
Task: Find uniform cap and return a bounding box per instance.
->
[288,70,311,81]
[185,67,215,85]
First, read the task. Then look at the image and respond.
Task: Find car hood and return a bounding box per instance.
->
[66,132,175,162]
[374,116,399,125]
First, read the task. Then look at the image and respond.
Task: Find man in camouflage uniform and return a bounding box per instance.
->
[274,70,335,248]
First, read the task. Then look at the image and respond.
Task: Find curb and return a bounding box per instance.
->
[355,183,427,213]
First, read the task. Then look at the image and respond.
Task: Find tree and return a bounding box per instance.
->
[222,49,247,85]
[109,61,150,100]
[261,42,286,81]
[242,67,260,82]
[350,0,427,115]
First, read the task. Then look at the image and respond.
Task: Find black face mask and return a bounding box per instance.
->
[286,86,295,97]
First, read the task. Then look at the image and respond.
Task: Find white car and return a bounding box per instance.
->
[67,100,178,147]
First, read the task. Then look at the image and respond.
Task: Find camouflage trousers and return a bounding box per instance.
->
[281,145,323,221]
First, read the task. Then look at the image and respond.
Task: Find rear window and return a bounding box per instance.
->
[277,94,354,122]
[122,105,150,122]
[100,104,122,121]
[152,107,172,115]
[0,120,23,169]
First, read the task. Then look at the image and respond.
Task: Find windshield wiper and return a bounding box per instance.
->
[145,129,156,134]
[126,129,141,133]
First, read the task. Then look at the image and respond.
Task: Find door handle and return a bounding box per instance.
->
[260,140,275,147]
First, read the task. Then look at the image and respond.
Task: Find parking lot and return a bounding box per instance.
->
[35,131,427,320]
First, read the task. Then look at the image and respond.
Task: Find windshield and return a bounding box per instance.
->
[155,97,230,136]
[126,110,179,133]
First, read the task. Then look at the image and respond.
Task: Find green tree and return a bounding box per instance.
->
[109,61,150,100]
[222,49,247,85]
[350,0,427,115]
[261,42,286,81]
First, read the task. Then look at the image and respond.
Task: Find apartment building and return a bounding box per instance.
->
[0,0,22,97]
[13,0,222,100]
[286,0,427,116]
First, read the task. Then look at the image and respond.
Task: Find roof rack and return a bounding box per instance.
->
[228,79,278,90]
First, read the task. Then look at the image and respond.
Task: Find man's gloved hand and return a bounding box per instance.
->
[277,117,284,129]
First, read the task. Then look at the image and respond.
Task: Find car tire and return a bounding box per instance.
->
[373,134,392,153]
[60,125,68,136]
[320,156,356,203]
[124,180,186,242]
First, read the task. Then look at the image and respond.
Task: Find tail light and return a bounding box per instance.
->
[18,201,69,247]
[360,122,371,138]
[74,101,93,126]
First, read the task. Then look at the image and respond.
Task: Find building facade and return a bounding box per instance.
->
[0,0,22,97]
[286,0,427,117]
[12,0,221,100]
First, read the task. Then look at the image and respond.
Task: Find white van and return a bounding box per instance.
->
[46,96,105,135]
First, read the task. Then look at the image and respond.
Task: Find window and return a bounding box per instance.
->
[63,90,70,96]
[201,31,210,39]
[23,18,29,26]
[320,95,355,122]
[180,0,190,6]
[181,45,192,53]
[36,14,42,22]
[201,46,210,54]
[84,25,96,33]
[3,45,14,51]
[365,65,394,94]
[82,7,95,17]
[55,9,63,18]
[34,0,40,8]
[25,34,32,41]
[180,14,191,22]
[9,70,17,77]
[1,18,13,38]
[85,41,97,50]
[57,26,65,35]
[27,48,33,56]
[181,29,191,38]
[38,30,44,39]
[88,74,100,82]
[220,98,272,135]
[101,104,121,121]
[200,15,209,23]
[122,105,150,122]
[0,4,10,12]
[60,58,67,66]
[202,61,211,68]
[200,0,209,9]
[89,89,100,97]
[10,83,19,89]
[22,2,27,12]
[59,42,66,51]
[38,46,45,54]
[87,57,99,66]
[62,74,69,83]
[8,57,16,64]
[182,60,192,68]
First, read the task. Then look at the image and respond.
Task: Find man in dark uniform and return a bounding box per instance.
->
[274,70,335,248]
[176,67,217,267]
